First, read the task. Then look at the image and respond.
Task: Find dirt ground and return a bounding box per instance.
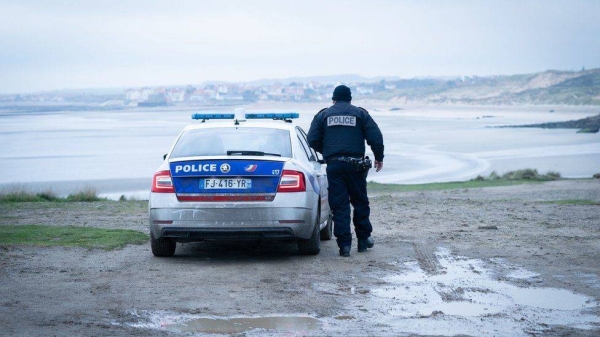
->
[1,180,599,336]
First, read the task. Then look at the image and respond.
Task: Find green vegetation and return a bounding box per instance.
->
[367,169,561,194]
[473,169,561,181]
[368,179,538,193]
[0,225,148,250]
[0,186,107,203]
[0,189,59,202]
[64,188,106,202]
[577,128,599,133]
[369,69,600,105]
[0,200,147,215]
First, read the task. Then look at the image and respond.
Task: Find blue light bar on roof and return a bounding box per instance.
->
[245,113,299,120]
[191,113,235,120]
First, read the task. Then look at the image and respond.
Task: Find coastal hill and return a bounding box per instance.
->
[375,68,600,105]
[1,68,599,106]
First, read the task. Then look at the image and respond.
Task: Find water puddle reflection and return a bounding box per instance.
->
[127,311,322,335]
[168,316,322,334]
[364,248,600,335]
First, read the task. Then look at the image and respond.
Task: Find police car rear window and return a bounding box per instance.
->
[170,127,292,159]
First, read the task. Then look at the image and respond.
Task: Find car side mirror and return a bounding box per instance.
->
[163,154,167,160]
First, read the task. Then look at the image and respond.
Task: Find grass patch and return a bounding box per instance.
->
[65,187,105,202]
[0,225,148,250]
[0,200,148,216]
[368,179,537,193]
[0,188,60,202]
[473,169,561,181]
[367,169,563,194]
[0,186,106,203]
[541,199,600,205]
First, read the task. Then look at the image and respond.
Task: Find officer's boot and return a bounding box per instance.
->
[339,246,351,257]
[357,237,374,252]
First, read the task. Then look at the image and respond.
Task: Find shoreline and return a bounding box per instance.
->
[2,175,598,201]
[2,105,599,199]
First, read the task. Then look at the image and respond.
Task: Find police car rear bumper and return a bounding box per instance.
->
[159,226,296,241]
[148,193,317,241]
[150,219,311,242]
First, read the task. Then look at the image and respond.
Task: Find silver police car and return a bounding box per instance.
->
[149,112,332,256]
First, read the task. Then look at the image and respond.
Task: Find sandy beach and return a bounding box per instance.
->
[1,103,599,199]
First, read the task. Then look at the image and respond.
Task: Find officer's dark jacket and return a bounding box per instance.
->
[307,101,384,162]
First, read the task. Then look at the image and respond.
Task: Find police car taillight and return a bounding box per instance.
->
[277,170,306,192]
[151,170,175,193]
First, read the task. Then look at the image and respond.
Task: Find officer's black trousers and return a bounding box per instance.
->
[326,160,373,249]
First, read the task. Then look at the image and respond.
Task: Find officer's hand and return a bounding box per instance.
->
[374,161,383,172]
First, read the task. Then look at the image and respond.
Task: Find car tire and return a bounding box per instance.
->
[298,213,321,255]
[151,233,176,257]
[320,212,333,241]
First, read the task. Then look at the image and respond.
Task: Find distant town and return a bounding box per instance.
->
[1,68,598,106]
[124,81,387,107]
[0,80,388,106]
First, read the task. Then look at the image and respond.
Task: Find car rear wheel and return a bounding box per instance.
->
[298,212,321,255]
[151,233,176,257]
[320,212,333,241]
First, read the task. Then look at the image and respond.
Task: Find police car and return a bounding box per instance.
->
[149,112,332,256]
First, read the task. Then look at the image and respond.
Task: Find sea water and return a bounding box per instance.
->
[1,103,598,199]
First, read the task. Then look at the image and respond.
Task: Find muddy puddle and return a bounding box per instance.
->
[359,248,600,335]
[172,316,321,334]
[123,248,599,336]
[126,311,322,335]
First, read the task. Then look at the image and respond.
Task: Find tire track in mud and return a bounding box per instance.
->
[413,242,446,275]
[413,242,468,303]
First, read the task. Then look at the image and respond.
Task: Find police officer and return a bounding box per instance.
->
[307,85,384,257]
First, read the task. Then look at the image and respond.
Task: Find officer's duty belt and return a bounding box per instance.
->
[329,156,361,164]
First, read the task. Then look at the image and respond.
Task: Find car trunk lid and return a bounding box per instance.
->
[169,158,285,202]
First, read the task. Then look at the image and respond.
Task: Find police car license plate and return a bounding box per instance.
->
[203,178,251,189]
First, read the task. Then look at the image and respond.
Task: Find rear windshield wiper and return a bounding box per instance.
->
[227,150,281,157]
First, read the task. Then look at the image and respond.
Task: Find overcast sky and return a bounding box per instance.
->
[1,0,599,93]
